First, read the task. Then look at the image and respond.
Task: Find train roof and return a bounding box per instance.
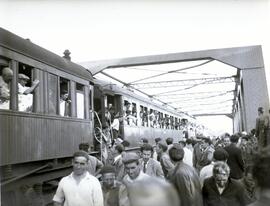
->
[0,27,93,81]
[94,78,193,119]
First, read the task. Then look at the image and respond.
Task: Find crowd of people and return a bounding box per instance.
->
[52,123,270,206]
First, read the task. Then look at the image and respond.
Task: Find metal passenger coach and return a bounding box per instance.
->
[93,78,188,148]
[0,28,94,205]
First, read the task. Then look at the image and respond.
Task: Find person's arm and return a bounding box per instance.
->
[52,179,65,206]
[23,79,40,94]
[92,179,104,206]
[94,158,104,176]
[53,202,63,206]
[155,160,164,178]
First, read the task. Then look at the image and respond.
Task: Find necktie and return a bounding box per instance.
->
[143,162,147,173]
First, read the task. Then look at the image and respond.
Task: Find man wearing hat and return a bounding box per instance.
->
[122,152,149,185]
[167,144,203,206]
[100,165,125,206]
[18,73,39,112]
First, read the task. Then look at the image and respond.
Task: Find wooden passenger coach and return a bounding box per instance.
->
[0,28,94,204]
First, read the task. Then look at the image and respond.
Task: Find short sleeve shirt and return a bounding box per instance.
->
[53,172,104,206]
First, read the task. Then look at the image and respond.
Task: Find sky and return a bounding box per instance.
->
[1,0,270,135]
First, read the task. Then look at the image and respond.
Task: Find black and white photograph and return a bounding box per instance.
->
[1,0,270,205]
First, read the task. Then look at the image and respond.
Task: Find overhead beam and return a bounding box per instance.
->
[131,76,236,89]
[193,113,232,117]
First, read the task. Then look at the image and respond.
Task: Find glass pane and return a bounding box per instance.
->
[76,83,84,119]
[48,73,57,115]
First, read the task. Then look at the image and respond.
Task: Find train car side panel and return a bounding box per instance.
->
[0,111,92,165]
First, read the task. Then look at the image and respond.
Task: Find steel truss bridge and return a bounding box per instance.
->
[81,46,269,133]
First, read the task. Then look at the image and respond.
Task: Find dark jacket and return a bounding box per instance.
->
[168,161,203,206]
[202,176,247,206]
[224,144,245,179]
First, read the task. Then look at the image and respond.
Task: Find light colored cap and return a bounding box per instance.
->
[18,73,30,80]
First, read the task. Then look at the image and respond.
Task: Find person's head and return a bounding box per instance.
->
[72,151,89,176]
[241,135,249,146]
[213,148,229,162]
[140,143,153,163]
[201,137,212,149]
[178,140,186,148]
[123,152,141,180]
[100,165,116,189]
[60,92,69,101]
[157,141,168,154]
[213,162,230,188]
[79,142,90,153]
[166,137,173,145]
[1,67,13,83]
[169,143,184,162]
[121,140,130,148]
[141,138,149,144]
[230,134,239,144]
[258,107,264,115]
[114,144,124,155]
[128,177,180,206]
[252,145,270,189]
[154,137,161,145]
[18,73,30,86]
[114,137,123,146]
[223,135,231,146]
[186,138,193,146]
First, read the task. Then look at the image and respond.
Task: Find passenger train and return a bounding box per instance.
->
[0,27,193,205]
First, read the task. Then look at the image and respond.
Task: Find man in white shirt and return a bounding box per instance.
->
[111,114,122,140]
[53,151,104,206]
[180,139,194,167]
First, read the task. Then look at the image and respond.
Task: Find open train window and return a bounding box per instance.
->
[175,117,179,130]
[165,114,170,129]
[159,112,164,128]
[131,102,137,126]
[0,58,11,110]
[59,77,71,117]
[18,63,40,112]
[144,107,148,127]
[149,109,155,128]
[170,116,174,130]
[76,83,85,119]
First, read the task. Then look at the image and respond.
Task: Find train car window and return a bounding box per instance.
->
[144,107,148,127]
[48,73,58,115]
[175,117,179,130]
[18,63,40,112]
[131,102,137,126]
[59,77,71,117]
[149,109,155,128]
[170,116,174,130]
[159,112,164,128]
[0,60,12,110]
[165,114,170,129]
[76,83,85,119]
